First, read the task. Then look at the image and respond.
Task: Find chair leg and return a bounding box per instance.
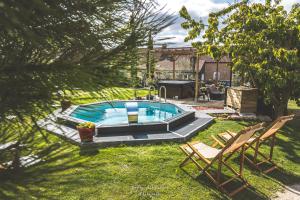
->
[218,159,250,197]
[197,157,249,197]
[179,148,208,172]
[269,134,276,160]
[244,155,261,170]
[245,145,279,174]
[240,145,245,176]
[180,152,194,167]
[179,145,250,197]
[256,150,279,174]
[253,140,260,165]
[217,156,222,184]
[229,183,250,197]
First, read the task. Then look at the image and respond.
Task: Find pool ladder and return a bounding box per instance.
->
[148,85,166,103]
[156,86,167,120]
[159,86,167,103]
[148,86,156,100]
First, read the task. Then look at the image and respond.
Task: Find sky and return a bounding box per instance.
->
[156,0,300,47]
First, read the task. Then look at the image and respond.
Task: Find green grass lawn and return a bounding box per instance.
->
[0,88,299,200]
[62,87,150,104]
[288,100,300,116]
[288,100,299,110]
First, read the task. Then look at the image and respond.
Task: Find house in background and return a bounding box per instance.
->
[137,46,232,86]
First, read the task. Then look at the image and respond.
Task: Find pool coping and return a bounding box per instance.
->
[38,101,214,147]
[56,100,194,133]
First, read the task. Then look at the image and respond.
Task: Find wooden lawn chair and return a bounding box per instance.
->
[179,123,264,196]
[218,115,294,173]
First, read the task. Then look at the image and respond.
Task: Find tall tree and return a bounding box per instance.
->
[0,0,175,169]
[0,0,175,116]
[146,31,156,83]
[180,0,300,118]
[180,6,226,83]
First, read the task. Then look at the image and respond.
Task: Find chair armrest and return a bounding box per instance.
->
[211,135,225,148]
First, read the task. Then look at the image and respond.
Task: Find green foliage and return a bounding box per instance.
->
[207,45,222,61]
[180,0,300,117]
[77,122,95,129]
[145,32,156,82]
[0,0,175,171]
[180,6,205,43]
[180,6,224,59]
[180,5,226,83]
[0,0,175,117]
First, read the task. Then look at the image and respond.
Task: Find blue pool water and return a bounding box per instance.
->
[70,101,183,125]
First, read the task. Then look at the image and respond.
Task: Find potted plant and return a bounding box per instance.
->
[77,122,95,142]
[57,90,71,112]
[61,99,71,111]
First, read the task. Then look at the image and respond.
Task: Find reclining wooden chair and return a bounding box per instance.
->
[179,123,264,197]
[218,115,294,174]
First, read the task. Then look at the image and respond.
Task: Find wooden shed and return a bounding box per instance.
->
[226,87,258,113]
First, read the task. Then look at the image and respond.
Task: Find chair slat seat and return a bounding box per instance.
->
[182,142,221,159]
[219,131,257,143]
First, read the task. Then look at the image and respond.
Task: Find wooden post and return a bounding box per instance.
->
[147,49,150,79]
[172,58,175,79]
[195,55,199,102]
[216,61,219,83]
[229,64,232,87]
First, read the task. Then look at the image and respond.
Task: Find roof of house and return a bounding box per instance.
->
[144,47,231,63]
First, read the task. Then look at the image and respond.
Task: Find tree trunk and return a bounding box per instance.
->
[273,99,288,119]
[146,49,150,78]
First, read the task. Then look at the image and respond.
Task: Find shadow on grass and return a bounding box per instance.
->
[242,151,300,188]
[79,146,99,156]
[180,164,269,200]
[226,119,300,193]
[262,169,300,191]
[232,153,300,191]
[0,142,91,199]
[276,119,300,164]
[0,117,298,199]
[234,118,300,181]
[255,118,300,188]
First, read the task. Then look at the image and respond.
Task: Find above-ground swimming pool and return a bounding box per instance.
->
[59,100,195,135]
[70,101,183,125]
[40,100,215,146]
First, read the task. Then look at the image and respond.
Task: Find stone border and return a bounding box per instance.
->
[57,100,194,133]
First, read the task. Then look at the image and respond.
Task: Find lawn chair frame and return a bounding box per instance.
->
[179,123,264,197]
[245,115,294,173]
[219,115,294,174]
